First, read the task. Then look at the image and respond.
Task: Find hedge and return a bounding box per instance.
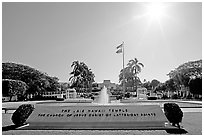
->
[147,96,157,100]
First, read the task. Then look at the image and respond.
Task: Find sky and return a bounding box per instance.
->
[2,2,202,84]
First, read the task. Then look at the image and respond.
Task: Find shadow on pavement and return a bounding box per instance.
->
[2,125,19,131]
[166,128,188,134]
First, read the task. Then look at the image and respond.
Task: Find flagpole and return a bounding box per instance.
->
[122,41,125,94]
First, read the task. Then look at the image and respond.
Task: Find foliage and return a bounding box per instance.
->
[124,92,130,98]
[167,60,202,87]
[69,61,95,93]
[12,104,35,126]
[2,79,28,101]
[142,81,152,90]
[147,96,157,100]
[150,79,160,90]
[116,95,123,100]
[186,94,193,99]
[171,94,179,99]
[154,83,166,92]
[2,62,60,96]
[56,98,64,101]
[168,60,202,79]
[119,58,144,93]
[166,60,202,97]
[92,83,99,87]
[165,79,178,92]
[59,82,70,91]
[164,103,183,128]
[119,68,142,91]
[189,78,202,95]
[161,94,169,99]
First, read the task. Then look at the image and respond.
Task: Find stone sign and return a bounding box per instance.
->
[25,104,168,129]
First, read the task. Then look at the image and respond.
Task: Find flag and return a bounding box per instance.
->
[116,43,123,49]
[116,48,122,53]
[116,42,123,54]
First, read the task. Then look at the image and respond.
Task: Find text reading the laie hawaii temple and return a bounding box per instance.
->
[37,108,156,118]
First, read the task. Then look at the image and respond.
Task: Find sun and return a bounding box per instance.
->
[145,3,167,21]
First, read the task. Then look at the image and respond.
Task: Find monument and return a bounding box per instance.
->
[22,86,172,129]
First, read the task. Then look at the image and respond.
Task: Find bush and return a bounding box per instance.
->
[171,94,178,99]
[186,94,193,99]
[116,95,123,100]
[12,104,35,126]
[125,93,130,98]
[161,95,169,99]
[91,96,95,100]
[116,95,122,100]
[164,103,183,128]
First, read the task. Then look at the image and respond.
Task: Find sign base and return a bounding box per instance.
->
[24,103,170,129]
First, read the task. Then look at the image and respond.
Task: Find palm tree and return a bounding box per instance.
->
[127,58,144,96]
[119,67,134,91]
[69,61,84,92]
[86,69,95,93]
[69,61,95,94]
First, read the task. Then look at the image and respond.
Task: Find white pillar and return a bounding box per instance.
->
[67,90,69,99]
[73,90,77,99]
[168,90,170,98]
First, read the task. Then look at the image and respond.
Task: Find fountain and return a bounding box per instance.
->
[21,86,173,130]
[96,86,110,104]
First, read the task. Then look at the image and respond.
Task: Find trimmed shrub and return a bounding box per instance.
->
[12,104,35,126]
[56,98,64,101]
[164,103,183,128]
[147,96,157,100]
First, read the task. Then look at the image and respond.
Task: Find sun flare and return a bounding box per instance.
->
[145,3,166,20]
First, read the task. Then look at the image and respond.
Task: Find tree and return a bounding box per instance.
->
[119,67,142,92]
[127,58,144,94]
[2,79,28,101]
[189,78,202,95]
[69,61,95,93]
[165,79,177,92]
[142,81,152,90]
[168,60,202,87]
[167,59,202,96]
[119,67,134,91]
[150,79,160,90]
[59,82,70,91]
[86,69,95,92]
[2,62,60,97]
